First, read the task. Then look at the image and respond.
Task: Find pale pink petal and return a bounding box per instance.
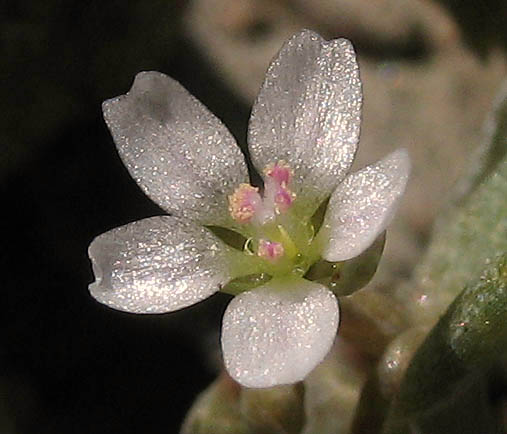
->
[222,278,339,388]
[102,71,249,227]
[89,216,234,313]
[319,149,410,262]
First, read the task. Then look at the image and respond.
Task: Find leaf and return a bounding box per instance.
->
[383,254,507,434]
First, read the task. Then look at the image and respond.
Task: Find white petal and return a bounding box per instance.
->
[248,30,362,209]
[102,71,249,227]
[88,216,233,313]
[222,278,339,388]
[319,149,410,262]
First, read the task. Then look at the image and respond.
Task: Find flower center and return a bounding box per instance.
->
[228,162,315,277]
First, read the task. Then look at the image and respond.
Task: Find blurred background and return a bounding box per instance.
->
[2,0,506,432]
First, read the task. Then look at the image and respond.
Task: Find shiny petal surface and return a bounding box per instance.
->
[319,149,410,262]
[222,278,339,388]
[88,216,233,313]
[248,30,362,210]
[103,71,248,227]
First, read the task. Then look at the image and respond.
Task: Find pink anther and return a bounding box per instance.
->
[228,184,262,224]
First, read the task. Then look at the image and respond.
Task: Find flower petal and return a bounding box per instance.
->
[221,278,339,388]
[248,30,362,210]
[88,216,234,313]
[319,149,410,262]
[102,71,249,227]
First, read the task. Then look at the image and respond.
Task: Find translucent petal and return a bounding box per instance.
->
[102,71,249,227]
[319,149,410,262]
[222,278,339,388]
[88,216,233,313]
[248,30,362,211]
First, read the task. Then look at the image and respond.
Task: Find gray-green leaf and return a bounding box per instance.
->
[383,254,507,434]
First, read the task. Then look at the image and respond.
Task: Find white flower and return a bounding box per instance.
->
[88,30,410,388]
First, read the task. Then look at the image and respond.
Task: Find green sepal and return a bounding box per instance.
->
[305,232,386,296]
[207,225,247,251]
[221,273,272,296]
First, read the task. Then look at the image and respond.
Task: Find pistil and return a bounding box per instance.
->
[257,239,285,262]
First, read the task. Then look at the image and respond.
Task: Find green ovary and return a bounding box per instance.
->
[223,210,320,295]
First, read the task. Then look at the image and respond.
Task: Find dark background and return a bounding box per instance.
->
[2,2,250,432]
[1,1,506,433]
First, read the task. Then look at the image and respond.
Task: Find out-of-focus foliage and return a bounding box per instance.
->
[181,374,250,434]
[302,342,365,434]
[401,84,507,325]
[383,84,507,433]
[384,254,507,433]
[181,374,304,434]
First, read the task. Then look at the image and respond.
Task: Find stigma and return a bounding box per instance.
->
[257,239,284,262]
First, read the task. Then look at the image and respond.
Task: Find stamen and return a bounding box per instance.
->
[257,239,284,262]
[228,184,262,223]
[229,161,296,225]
